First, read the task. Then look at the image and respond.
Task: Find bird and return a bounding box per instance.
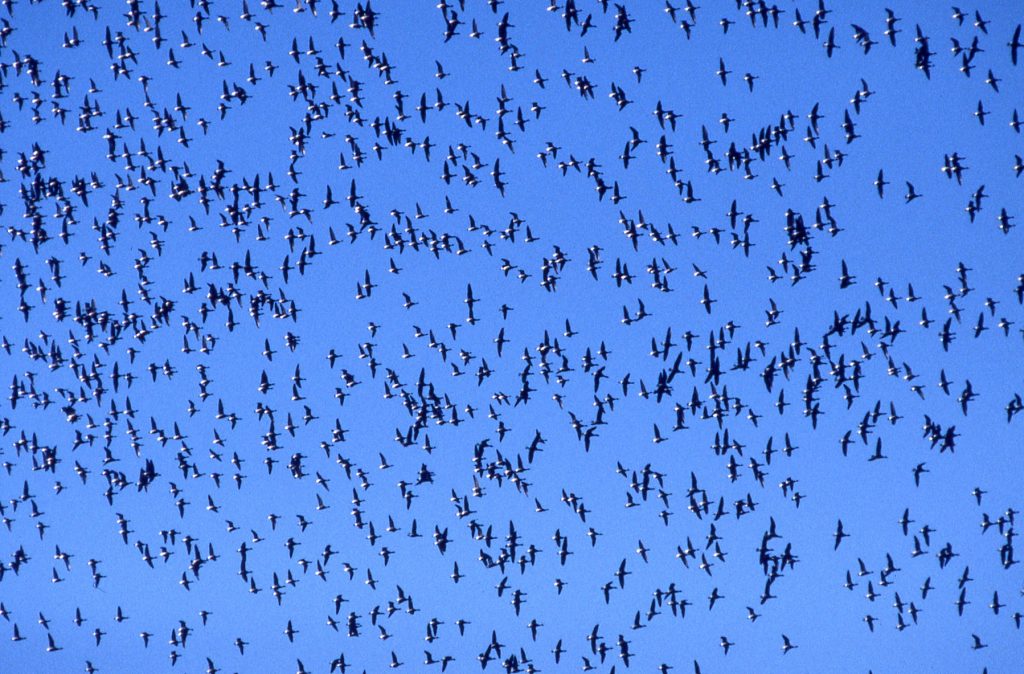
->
[834,520,850,549]
[0,3,1018,673]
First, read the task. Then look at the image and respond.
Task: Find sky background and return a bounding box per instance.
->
[1,1,1023,673]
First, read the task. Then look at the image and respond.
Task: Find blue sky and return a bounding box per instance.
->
[1,1,1023,673]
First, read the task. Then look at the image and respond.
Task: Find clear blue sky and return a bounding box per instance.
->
[1,1,1023,673]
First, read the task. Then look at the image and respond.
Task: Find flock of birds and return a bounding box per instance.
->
[0,0,1023,672]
